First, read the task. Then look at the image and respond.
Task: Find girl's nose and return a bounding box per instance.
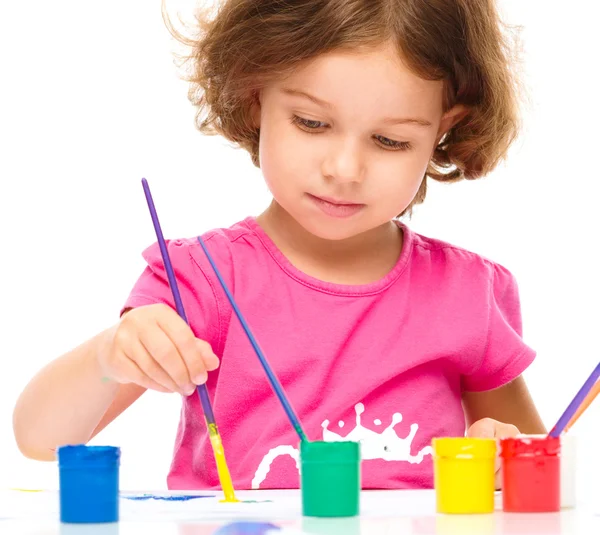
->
[321,137,366,184]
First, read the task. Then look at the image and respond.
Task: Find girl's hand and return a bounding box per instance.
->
[99,304,219,396]
[467,417,520,489]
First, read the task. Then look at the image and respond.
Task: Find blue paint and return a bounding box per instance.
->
[58,445,120,524]
[122,493,215,501]
[213,522,281,535]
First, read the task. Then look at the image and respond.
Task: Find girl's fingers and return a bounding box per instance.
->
[139,324,194,394]
[129,338,183,394]
[157,315,218,385]
[467,418,520,440]
[494,423,520,439]
[466,418,496,438]
[113,352,172,393]
[495,467,503,490]
[200,340,220,373]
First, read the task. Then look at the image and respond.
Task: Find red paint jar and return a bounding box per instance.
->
[500,436,560,513]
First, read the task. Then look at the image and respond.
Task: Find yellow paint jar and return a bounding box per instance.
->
[433,437,496,514]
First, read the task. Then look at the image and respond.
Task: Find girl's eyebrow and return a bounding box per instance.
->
[381,116,432,128]
[280,87,432,128]
[281,87,333,109]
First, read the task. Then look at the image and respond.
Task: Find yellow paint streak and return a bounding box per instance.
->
[208,423,238,503]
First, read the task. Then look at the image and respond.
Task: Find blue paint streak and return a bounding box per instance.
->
[122,494,215,501]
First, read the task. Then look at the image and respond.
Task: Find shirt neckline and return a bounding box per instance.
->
[240,216,413,296]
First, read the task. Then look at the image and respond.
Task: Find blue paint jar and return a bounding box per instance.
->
[57,445,120,523]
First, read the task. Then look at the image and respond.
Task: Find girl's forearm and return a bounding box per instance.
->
[12,325,120,461]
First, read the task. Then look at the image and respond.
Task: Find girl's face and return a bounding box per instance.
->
[256,42,464,241]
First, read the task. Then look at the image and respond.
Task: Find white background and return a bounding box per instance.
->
[0,0,598,498]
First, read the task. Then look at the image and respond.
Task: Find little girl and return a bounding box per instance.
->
[13,0,546,491]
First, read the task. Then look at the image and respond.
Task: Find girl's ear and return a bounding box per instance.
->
[250,90,262,128]
[436,104,469,144]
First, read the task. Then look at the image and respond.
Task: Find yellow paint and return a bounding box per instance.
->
[433,438,496,514]
[207,423,238,503]
[10,488,43,492]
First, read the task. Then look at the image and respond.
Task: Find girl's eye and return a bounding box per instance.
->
[292,116,411,151]
[374,135,411,151]
[292,115,328,131]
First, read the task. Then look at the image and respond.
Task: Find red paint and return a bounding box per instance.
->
[500,436,560,513]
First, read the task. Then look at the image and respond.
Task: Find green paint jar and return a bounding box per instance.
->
[300,440,360,518]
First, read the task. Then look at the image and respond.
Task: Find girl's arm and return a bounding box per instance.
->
[14,303,216,461]
[12,325,146,461]
[462,375,546,433]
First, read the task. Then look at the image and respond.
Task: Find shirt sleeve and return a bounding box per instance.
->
[461,263,536,392]
[120,239,225,355]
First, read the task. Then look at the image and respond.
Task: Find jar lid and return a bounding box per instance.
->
[300,440,359,463]
[432,437,497,459]
[500,436,560,458]
[58,445,120,465]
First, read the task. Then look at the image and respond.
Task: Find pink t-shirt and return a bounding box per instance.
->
[122,217,535,490]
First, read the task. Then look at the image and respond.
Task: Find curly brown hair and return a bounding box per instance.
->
[165,0,523,211]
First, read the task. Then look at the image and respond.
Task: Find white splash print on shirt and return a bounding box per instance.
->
[251,403,433,489]
[251,445,300,490]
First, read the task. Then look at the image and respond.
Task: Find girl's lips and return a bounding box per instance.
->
[308,194,365,218]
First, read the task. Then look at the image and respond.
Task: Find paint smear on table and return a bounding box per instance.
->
[121,494,271,504]
[122,493,216,501]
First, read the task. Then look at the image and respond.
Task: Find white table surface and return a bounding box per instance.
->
[0,489,597,534]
